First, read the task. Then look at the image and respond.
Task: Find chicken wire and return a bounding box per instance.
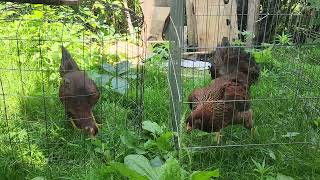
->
[0,1,144,172]
[168,0,320,153]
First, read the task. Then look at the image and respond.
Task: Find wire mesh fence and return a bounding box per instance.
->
[0,0,319,178]
[0,1,144,177]
[168,0,320,175]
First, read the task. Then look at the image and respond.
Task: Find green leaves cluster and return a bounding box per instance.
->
[252,158,294,180]
[120,121,174,156]
[105,121,220,180]
[105,154,219,180]
[89,60,137,94]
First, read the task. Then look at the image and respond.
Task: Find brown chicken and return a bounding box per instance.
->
[186,72,253,143]
[59,46,100,137]
[209,37,260,86]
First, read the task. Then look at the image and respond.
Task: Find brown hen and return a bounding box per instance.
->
[186,72,253,143]
[59,46,100,137]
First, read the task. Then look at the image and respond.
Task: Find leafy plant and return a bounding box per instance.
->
[252,158,273,179]
[253,45,273,63]
[121,131,146,155]
[90,60,137,94]
[91,139,112,162]
[240,31,255,41]
[120,121,175,158]
[252,44,282,68]
[276,32,293,46]
[146,43,169,66]
[266,173,294,180]
[190,169,220,180]
[113,121,220,179]
[105,154,219,180]
[152,43,169,61]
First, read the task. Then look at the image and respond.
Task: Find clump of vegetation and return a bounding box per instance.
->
[0,1,319,180]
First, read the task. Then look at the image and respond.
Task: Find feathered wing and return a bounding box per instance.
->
[186,74,252,132]
[211,37,260,86]
[186,78,228,132]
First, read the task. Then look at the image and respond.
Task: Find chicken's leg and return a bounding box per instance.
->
[215,130,222,144]
[65,111,77,129]
[236,109,253,129]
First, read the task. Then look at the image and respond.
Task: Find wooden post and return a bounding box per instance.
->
[0,0,80,6]
[186,0,197,47]
[123,0,135,38]
[140,0,170,41]
[192,0,238,52]
[246,0,260,46]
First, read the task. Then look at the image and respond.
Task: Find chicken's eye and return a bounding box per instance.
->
[64,78,71,84]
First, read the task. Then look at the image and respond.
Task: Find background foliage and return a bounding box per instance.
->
[0,0,319,179]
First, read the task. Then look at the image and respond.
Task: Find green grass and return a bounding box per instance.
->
[0,7,320,180]
[1,43,320,179]
[177,45,320,179]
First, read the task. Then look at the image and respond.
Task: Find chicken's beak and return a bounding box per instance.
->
[186,122,192,132]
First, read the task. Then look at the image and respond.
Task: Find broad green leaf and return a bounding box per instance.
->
[105,162,147,180]
[268,150,276,160]
[124,155,161,180]
[120,131,139,149]
[144,139,157,150]
[150,156,163,168]
[88,72,112,86]
[142,121,163,136]
[266,176,276,180]
[252,159,262,169]
[156,132,174,152]
[191,169,220,180]
[116,61,131,75]
[159,157,183,180]
[120,131,146,154]
[100,74,113,86]
[276,173,294,180]
[111,77,129,94]
[87,71,100,81]
[122,71,138,79]
[103,63,116,73]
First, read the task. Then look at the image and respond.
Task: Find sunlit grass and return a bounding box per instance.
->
[0,12,320,180]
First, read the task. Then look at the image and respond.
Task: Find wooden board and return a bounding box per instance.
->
[187,0,239,52]
[141,0,170,41]
[246,0,260,45]
[186,0,197,46]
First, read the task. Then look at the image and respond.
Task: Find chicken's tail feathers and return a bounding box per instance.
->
[60,46,79,76]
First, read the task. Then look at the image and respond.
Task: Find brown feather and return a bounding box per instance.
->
[186,72,252,133]
[210,37,260,86]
